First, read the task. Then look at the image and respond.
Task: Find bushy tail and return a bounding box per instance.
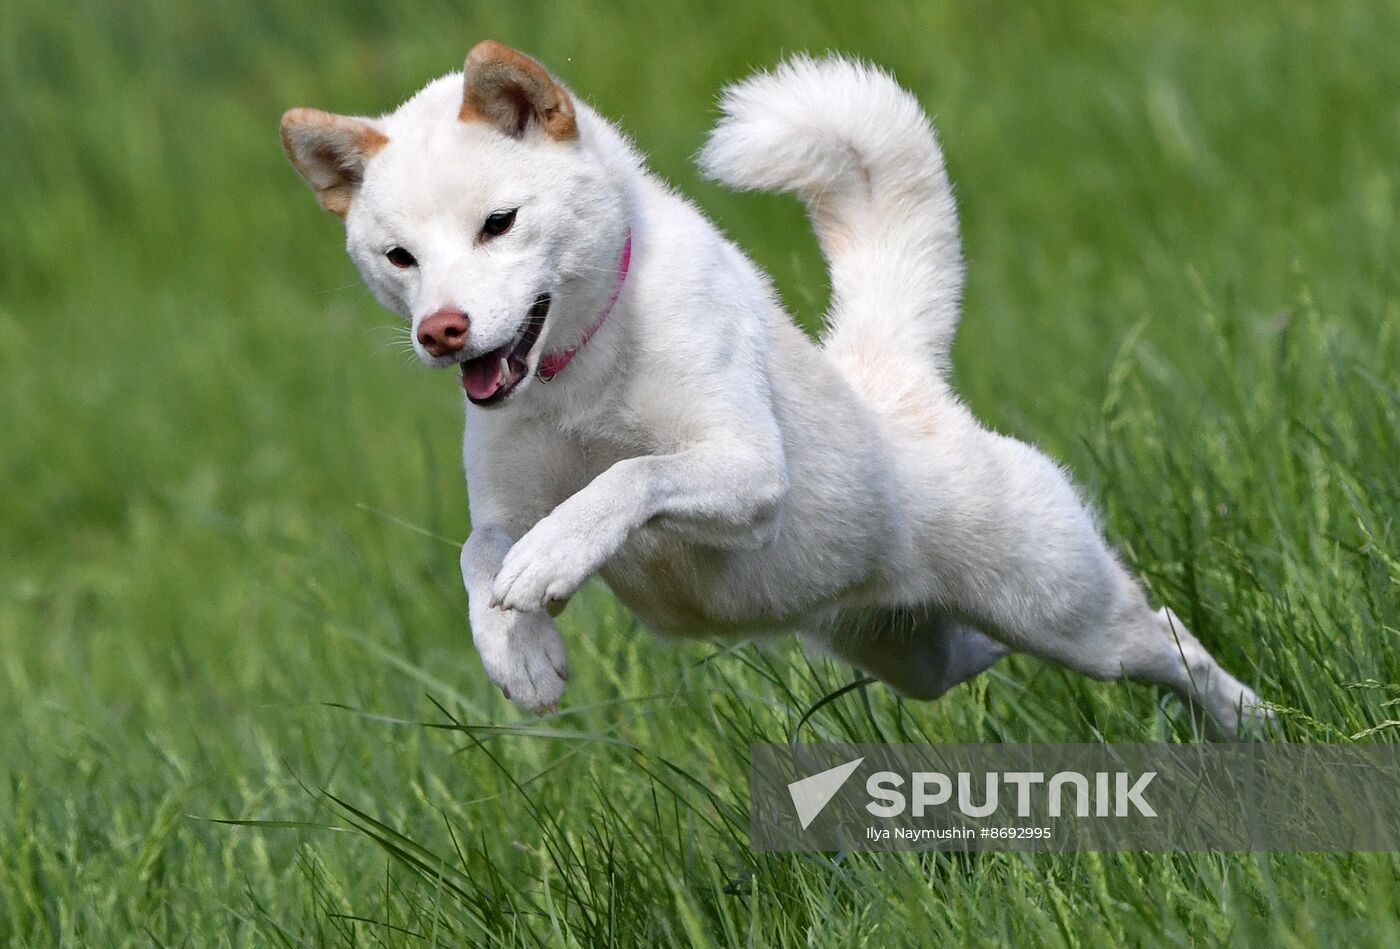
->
[700,56,963,378]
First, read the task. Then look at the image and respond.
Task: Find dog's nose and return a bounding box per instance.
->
[417,309,470,357]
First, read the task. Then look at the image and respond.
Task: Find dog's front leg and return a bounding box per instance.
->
[461,525,568,712]
[490,445,785,613]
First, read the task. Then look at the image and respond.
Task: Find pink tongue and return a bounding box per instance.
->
[461,351,508,401]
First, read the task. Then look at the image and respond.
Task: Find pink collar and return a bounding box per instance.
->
[536,232,632,382]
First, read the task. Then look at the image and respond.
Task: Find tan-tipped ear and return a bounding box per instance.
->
[459,40,577,141]
[279,108,388,218]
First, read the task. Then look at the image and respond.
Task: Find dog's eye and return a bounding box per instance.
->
[386,247,417,268]
[481,208,517,239]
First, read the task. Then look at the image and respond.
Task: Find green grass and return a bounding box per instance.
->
[2,0,1399,944]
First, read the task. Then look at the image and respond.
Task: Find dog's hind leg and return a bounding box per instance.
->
[1123,599,1272,737]
[804,608,1010,701]
[985,562,1270,736]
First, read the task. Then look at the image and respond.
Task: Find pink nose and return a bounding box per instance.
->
[417,308,470,357]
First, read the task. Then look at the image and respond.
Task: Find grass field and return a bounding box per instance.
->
[3,0,1399,944]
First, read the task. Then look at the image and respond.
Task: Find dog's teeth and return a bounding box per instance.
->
[499,355,510,380]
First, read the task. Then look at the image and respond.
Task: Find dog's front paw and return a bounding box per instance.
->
[470,606,568,713]
[490,521,600,613]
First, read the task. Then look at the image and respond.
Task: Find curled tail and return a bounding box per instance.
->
[700,56,963,378]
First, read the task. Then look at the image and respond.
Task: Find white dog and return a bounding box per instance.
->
[281,41,1267,732]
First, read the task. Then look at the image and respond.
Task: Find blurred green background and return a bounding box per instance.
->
[2,0,1398,944]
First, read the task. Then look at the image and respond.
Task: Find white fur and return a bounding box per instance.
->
[290,52,1269,732]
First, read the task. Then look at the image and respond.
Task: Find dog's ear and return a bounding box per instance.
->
[459,40,577,142]
[279,108,388,218]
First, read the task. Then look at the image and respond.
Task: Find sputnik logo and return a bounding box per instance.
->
[787,757,865,829]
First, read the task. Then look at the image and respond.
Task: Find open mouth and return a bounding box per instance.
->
[459,294,550,406]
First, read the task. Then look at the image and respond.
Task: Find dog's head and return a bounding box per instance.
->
[281,41,629,406]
